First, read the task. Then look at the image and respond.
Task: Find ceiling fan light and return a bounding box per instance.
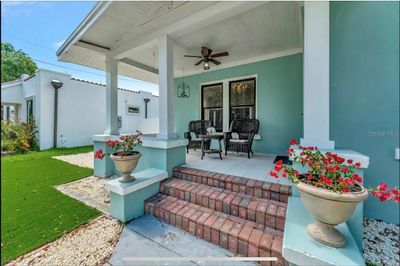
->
[203,61,210,70]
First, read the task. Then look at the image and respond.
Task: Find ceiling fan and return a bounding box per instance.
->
[184,46,229,70]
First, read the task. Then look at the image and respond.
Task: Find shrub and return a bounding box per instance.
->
[1,116,38,154]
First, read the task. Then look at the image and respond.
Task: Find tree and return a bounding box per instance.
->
[1,43,37,83]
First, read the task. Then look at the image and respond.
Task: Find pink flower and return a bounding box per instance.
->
[391,189,399,196]
[377,182,388,191]
[379,193,391,202]
[274,165,283,172]
[94,149,104,160]
[106,140,116,147]
[341,167,348,173]
[270,171,278,179]
[346,179,355,185]
[395,197,400,204]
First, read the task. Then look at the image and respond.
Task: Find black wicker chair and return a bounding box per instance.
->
[184,120,211,153]
[224,119,260,158]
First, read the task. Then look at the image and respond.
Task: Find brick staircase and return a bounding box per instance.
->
[144,166,292,266]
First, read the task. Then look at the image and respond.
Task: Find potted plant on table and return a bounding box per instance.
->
[95,130,143,183]
[270,139,399,248]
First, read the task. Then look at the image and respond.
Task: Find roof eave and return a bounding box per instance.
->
[56,1,112,58]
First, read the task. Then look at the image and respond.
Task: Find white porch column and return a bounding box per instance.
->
[301,1,334,149]
[105,56,119,135]
[157,34,176,139]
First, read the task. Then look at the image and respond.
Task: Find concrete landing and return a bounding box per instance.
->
[109,215,255,266]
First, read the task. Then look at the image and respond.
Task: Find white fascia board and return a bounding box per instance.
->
[56,1,112,58]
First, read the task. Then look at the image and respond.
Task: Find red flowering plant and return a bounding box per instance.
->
[94,130,143,160]
[270,139,399,203]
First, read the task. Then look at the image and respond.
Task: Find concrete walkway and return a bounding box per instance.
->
[108,215,254,266]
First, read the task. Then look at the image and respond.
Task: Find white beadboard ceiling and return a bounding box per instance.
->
[59,1,303,84]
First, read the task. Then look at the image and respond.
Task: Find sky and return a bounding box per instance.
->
[1,1,159,95]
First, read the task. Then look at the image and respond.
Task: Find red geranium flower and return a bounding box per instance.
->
[355,162,361,168]
[379,193,391,202]
[377,182,388,191]
[289,139,297,145]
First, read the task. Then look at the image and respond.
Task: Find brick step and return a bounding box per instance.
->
[160,178,287,231]
[145,194,288,266]
[173,166,291,203]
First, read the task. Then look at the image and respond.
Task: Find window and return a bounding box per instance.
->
[201,83,223,132]
[229,78,256,124]
[26,99,33,122]
[127,105,140,115]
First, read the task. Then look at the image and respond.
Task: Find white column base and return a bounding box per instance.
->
[104,130,120,136]
[300,138,335,149]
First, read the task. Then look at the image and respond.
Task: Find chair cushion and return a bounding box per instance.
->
[229,139,248,144]
[190,132,197,140]
[207,127,216,135]
[231,132,240,139]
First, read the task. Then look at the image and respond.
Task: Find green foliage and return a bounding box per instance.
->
[1,146,100,264]
[1,43,37,83]
[1,117,38,154]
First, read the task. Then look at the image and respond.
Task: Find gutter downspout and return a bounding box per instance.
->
[51,80,63,148]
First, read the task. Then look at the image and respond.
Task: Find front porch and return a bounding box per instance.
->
[56,1,374,265]
[185,150,289,186]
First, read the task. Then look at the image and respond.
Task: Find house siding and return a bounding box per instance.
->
[330,1,399,223]
[174,53,304,154]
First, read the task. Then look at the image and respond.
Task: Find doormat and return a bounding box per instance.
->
[273,155,292,165]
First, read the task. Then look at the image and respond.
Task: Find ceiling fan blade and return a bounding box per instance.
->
[195,59,204,66]
[211,51,229,58]
[184,55,203,58]
[201,46,211,57]
[210,59,221,65]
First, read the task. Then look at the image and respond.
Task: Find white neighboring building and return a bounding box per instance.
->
[1,68,159,150]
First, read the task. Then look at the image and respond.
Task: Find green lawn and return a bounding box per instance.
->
[1,146,101,264]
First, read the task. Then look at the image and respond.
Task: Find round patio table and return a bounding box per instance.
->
[199,134,224,160]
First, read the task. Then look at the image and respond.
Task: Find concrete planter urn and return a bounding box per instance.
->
[296,180,368,247]
[110,151,142,183]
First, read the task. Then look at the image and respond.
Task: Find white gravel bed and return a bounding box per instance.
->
[53,151,94,169]
[56,175,117,213]
[62,175,111,203]
[364,218,400,266]
[7,215,123,266]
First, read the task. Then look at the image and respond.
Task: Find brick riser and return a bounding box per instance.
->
[145,194,287,266]
[173,167,292,203]
[161,178,287,231]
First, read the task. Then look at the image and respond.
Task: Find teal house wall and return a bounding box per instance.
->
[174,53,304,154]
[330,1,399,224]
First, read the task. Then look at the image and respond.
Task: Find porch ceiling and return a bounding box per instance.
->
[58,1,303,84]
